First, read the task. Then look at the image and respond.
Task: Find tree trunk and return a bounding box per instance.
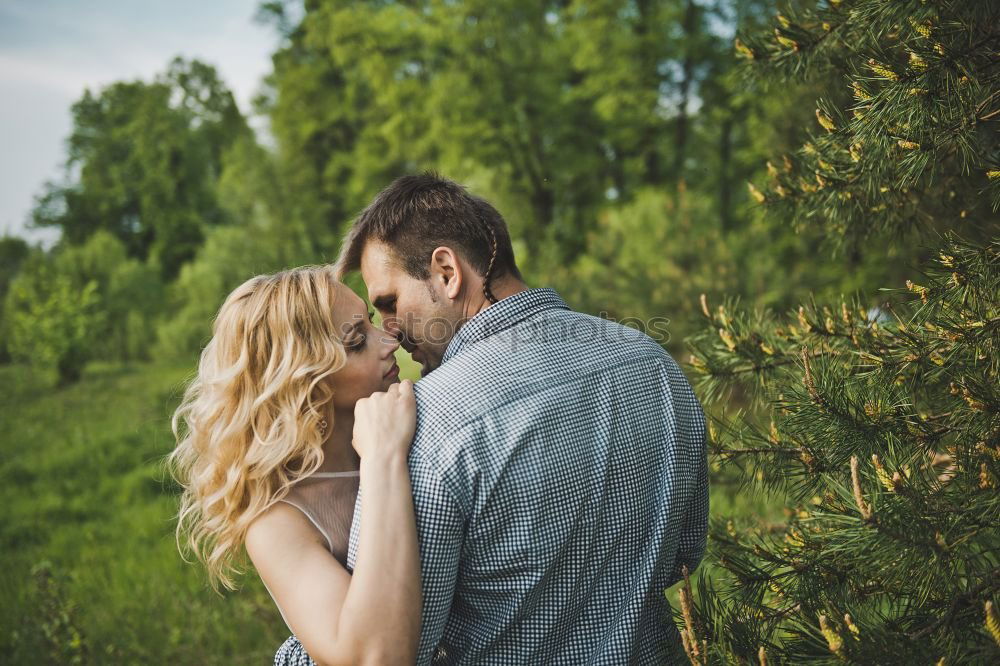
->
[719,114,733,231]
[635,0,663,186]
[674,0,698,181]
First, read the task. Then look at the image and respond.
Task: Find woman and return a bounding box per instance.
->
[169,265,421,665]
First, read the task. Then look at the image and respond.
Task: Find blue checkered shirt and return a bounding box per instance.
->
[278,288,708,665]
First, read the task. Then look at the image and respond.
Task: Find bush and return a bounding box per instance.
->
[154,225,291,359]
[4,256,103,385]
[57,231,165,362]
[0,236,32,362]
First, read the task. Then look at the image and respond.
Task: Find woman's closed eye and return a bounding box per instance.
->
[345,333,367,352]
[345,311,376,353]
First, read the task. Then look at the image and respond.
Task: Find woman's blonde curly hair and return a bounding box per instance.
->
[168,265,348,590]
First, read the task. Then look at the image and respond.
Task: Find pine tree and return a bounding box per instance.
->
[681,1,1000,663]
[736,0,999,243]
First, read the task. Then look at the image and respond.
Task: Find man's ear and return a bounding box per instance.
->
[430,246,463,299]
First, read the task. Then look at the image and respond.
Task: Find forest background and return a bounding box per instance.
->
[1,0,996,663]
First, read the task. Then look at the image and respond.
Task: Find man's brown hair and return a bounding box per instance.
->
[334,173,522,300]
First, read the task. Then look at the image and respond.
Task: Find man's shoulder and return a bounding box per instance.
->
[411,307,676,429]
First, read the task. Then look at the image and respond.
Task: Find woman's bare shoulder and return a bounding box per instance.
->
[245,501,326,560]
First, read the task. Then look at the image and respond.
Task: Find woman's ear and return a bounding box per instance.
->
[430,246,463,299]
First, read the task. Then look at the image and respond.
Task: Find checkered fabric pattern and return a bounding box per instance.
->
[277,288,708,665]
[274,636,315,666]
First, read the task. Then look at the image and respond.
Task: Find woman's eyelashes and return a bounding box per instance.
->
[345,333,367,352]
[345,312,376,352]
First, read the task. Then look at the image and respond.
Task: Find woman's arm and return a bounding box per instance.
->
[246,380,420,666]
[337,445,421,663]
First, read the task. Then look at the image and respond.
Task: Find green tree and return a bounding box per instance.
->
[739,0,998,246]
[0,236,31,362]
[255,0,396,254]
[679,1,1000,663]
[151,127,335,361]
[215,131,330,263]
[552,186,740,355]
[259,0,765,269]
[154,224,292,359]
[57,231,164,362]
[4,256,103,385]
[31,58,249,279]
[2,232,163,380]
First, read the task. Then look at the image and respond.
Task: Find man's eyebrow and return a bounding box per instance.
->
[372,294,396,311]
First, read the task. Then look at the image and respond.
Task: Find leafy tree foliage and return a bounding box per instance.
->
[257,0,765,267]
[155,225,292,359]
[154,130,332,359]
[3,232,163,380]
[0,236,31,362]
[56,231,164,362]
[686,236,999,664]
[741,0,999,245]
[4,256,103,385]
[31,58,249,279]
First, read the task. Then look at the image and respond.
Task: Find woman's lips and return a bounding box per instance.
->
[384,363,400,380]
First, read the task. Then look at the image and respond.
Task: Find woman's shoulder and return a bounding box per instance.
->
[245,501,326,561]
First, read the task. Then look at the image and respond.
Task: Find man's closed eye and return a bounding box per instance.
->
[372,295,397,315]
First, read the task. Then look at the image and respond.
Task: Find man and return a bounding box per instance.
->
[288,172,707,664]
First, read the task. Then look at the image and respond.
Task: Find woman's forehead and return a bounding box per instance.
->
[332,282,366,315]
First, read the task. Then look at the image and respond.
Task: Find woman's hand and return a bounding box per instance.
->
[352,379,416,461]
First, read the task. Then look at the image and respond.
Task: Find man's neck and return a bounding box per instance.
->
[465,277,529,320]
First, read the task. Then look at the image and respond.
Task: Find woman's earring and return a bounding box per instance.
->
[319,418,328,436]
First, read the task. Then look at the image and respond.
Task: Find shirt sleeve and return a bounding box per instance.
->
[409,452,466,665]
[344,448,466,665]
[668,410,709,586]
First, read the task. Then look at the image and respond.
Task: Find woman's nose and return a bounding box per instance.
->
[381,328,401,355]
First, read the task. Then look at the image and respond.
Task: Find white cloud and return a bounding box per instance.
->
[0,52,118,95]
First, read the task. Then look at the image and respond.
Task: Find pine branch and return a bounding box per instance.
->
[908,567,1000,639]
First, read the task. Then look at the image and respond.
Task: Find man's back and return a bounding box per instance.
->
[350,288,708,664]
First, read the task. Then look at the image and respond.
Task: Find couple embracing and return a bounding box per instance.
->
[170,173,708,665]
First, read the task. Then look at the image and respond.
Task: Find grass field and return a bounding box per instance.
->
[1,361,288,663]
[1,357,777,663]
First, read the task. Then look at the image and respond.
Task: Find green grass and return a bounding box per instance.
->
[0,349,419,663]
[0,361,286,664]
[1,357,778,663]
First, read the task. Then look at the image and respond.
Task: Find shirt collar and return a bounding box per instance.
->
[440,288,569,365]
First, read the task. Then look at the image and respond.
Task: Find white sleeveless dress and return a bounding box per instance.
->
[265,470,360,632]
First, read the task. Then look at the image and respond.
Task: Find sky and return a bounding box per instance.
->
[0,0,281,246]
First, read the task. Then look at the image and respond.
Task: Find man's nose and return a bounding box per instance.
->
[378,328,400,355]
[389,329,416,354]
[382,319,415,349]
[381,315,402,336]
